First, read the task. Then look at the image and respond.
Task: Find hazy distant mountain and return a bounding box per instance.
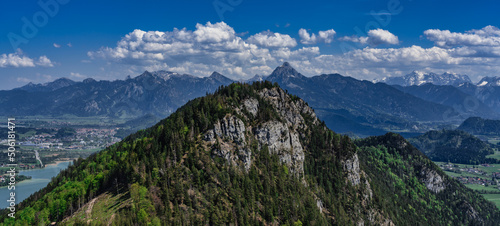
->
[14,77,76,92]
[393,83,498,119]
[477,76,500,87]
[381,71,472,86]
[455,83,500,113]
[0,71,233,118]
[246,74,268,82]
[1,63,471,137]
[266,63,460,136]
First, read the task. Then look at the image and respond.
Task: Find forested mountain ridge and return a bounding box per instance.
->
[408,129,499,164]
[458,117,500,135]
[2,82,499,225]
[356,133,499,224]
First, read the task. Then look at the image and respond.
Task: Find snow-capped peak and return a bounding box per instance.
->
[381,70,472,86]
[476,76,500,87]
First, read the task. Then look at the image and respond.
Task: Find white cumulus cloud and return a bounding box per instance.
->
[339,29,399,46]
[299,28,336,44]
[424,26,500,57]
[36,56,54,67]
[193,21,236,43]
[87,23,500,83]
[424,26,500,48]
[367,29,399,45]
[0,50,54,68]
[247,31,297,48]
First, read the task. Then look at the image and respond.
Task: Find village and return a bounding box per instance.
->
[17,128,121,151]
[439,163,500,189]
[0,127,122,182]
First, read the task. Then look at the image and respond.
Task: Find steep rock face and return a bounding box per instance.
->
[343,154,361,186]
[253,121,305,175]
[203,87,313,176]
[242,98,259,117]
[213,115,246,144]
[258,87,318,130]
[420,167,445,193]
[343,154,394,226]
[204,115,252,171]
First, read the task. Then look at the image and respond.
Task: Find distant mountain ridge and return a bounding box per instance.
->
[1,63,475,137]
[454,83,500,113]
[477,76,500,87]
[0,70,234,118]
[265,63,462,136]
[458,117,500,135]
[382,71,472,87]
[246,74,268,82]
[15,77,76,92]
[393,83,498,119]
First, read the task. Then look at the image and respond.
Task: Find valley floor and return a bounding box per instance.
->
[435,150,500,210]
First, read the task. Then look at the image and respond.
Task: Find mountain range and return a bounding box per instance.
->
[3,82,498,225]
[476,77,500,87]
[393,83,498,119]
[3,63,500,137]
[381,71,472,87]
[264,63,463,136]
[14,78,77,92]
[0,71,233,118]
[382,71,500,120]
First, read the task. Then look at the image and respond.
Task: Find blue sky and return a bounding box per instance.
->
[0,0,499,90]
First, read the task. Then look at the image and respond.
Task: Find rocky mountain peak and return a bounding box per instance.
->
[268,62,304,80]
[281,62,292,68]
[203,85,318,175]
[246,74,268,83]
[208,71,233,83]
[82,78,96,83]
[209,71,224,79]
[15,77,76,92]
[477,76,500,86]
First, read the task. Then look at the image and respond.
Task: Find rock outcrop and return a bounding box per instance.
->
[343,154,361,186]
[420,167,446,193]
[203,87,316,176]
[253,121,305,175]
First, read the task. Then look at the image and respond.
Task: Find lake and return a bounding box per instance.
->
[0,161,71,209]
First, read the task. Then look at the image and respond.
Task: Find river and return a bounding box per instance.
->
[0,161,71,209]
